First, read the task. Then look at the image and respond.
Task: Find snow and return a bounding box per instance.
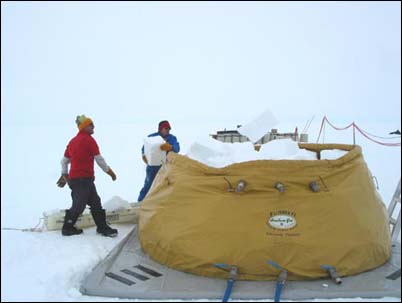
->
[2,2,400,302]
[320,149,349,160]
[1,225,135,302]
[102,196,132,212]
[186,115,352,167]
[258,138,301,159]
[43,208,64,217]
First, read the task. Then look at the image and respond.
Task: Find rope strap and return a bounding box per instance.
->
[316,116,401,146]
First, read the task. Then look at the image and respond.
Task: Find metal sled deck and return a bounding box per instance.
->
[80,226,401,301]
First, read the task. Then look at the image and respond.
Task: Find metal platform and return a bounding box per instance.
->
[80,226,401,300]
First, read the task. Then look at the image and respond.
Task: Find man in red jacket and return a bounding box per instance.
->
[57,115,118,237]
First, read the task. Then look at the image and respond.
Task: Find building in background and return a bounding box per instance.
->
[211,126,308,145]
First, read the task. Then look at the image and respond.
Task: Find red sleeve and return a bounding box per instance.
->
[89,137,100,156]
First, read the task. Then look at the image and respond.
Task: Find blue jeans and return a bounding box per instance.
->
[138,165,161,202]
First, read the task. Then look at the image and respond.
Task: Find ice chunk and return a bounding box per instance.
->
[187,138,225,159]
[186,138,231,168]
[259,138,300,160]
[238,109,279,143]
[144,136,167,166]
[292,148,318,160]
[224,141,259,163]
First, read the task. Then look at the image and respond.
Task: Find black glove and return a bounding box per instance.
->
[107,168,117,181]
[142,154,148,164]
[56,174,69,188]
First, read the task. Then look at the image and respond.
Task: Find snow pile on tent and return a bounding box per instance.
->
[186,137,348,167]
[320,149,349,160]
[139,143,391,281]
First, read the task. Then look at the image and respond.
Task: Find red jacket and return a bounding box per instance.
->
[64,131,100,179]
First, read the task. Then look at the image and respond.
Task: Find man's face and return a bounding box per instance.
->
[160,127,170,137]
[83,123,95,135]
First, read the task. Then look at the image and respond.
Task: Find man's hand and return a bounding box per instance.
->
[142,154,148,164]
[107,168,117,181]
[56,174,69,188]
[160,143,173,151]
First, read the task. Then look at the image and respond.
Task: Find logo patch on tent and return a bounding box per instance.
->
[268,211,297,230]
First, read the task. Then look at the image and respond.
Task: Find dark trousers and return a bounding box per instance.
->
[137,165,161,202]
[68,178,102,215]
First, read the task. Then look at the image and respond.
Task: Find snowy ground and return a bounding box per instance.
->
[1,119,401,301]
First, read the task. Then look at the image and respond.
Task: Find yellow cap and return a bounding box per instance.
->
[75,115,93,131]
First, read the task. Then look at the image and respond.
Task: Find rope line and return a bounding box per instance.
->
[1,218,45,232]
[357,127,401,140]
[316,116,401,147]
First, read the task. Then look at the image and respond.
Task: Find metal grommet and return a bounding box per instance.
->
[274,182,285,193]
[235,180,246,193]
[309,181,320,192]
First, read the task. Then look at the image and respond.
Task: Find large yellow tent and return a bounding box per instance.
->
[139,144,391,280]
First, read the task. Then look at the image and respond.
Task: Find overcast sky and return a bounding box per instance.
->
[1,1,401,126]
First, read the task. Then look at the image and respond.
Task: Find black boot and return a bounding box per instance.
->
[91,209,118,237]
[62,210,83,236]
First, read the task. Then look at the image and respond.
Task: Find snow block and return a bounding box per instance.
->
[144,136,167,166]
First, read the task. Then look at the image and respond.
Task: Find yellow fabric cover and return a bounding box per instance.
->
[139,144,391,280]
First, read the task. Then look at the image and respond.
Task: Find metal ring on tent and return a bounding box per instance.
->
[274,182,285,193]
[224,178,247,193]
[235,180,247,193]
[309,181,321,192]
